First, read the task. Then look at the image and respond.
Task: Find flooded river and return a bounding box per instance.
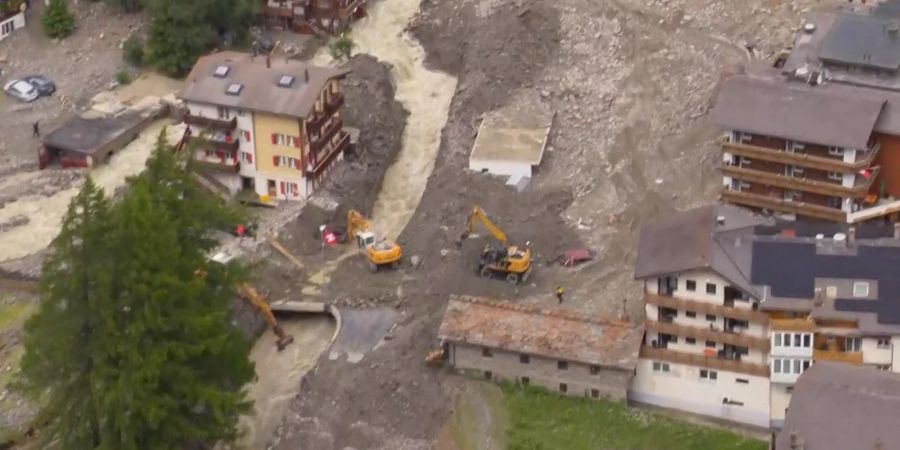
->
[0,121,184,262]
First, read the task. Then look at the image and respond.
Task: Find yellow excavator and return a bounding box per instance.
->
[347,209,402,272]
[460,205,532,284]
[238,284,295,351]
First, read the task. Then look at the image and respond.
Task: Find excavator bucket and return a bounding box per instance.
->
[273,325,294,351]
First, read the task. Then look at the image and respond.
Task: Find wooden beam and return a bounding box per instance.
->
[267,237,304,271]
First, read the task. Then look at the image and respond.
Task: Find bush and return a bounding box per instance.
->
[123,34,145,66]
[115,70,132,85]
[328,33,354,61]
[42,0,75,39]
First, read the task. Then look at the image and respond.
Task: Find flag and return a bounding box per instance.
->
[323,230,338,247]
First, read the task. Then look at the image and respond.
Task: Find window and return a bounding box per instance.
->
[226,83,243,96]
[705,341,715,348]
[878,338,891,348]
[559,383,568,393]
[786,386,794,393]
[484,371,492,380]
[736,378,749,384]
[723,398,744,406]
[482,348,492,358]
[853,282,870,298]
[217,107,231,120]
[652,361,670,372]
[774,359,782,374]
[706,283,717,295]
[273,156,299,169]
[877,365,891,371]
[557,361,568,370]
[827,171,843,181]
[700,370,717,380]
[213,65,230,77]
[686,280,696,291]
[287,136,298,148]
[706,314,716,322]
[794,333,801,347]
[685,337,696,345]
[685,311,696,318]
[278,75,295,87]
[774,333,782,347]
[803,334,811,348]
[740,157,752,166]
[590,365,600,375]
[519,354,530,364]
[241,152,253,164]
[591,389,600,399]
[272,133,286,146]
[520,377,530,386]
[793,359,801,374]
[846,337,862,352]
[242,130,252,143]
[828,146,844,156]
[802,360,811,371]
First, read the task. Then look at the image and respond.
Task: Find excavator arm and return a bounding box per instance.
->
[347,209,370,239]
[238,283,294,351]
[461,206,508,244]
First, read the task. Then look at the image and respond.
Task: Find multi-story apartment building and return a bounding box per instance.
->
[260,0,367,36]
[633,204,900,429]
[181,51,350,201]
[438,295,644,401]
[0,0,26,42]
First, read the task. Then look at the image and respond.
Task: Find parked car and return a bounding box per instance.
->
[22,75,55,96]
[3,79,38,102]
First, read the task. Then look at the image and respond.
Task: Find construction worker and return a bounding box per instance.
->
[32,121,40,138]
[556,286,565,304]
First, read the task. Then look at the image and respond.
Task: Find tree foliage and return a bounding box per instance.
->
[103,0,143,13]
[143,0,258,76]
[123,33,145,66]
[16,132,254,449]
[42,0,75,39]
[329,33,355,61]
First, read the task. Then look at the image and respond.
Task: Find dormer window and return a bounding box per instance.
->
[852,281,869,298]
[214,65,230,78]
[226,83,243,96]
[278,75,295,87]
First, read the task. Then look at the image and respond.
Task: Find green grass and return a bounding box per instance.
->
[0,300,33,330]
[502,385,767,450]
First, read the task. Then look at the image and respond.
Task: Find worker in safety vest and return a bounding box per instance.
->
[556,286,565,304]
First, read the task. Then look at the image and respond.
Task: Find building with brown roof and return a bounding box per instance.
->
[773,362,900,450]
[180,51,350,201]
[437,295,644,401]
[633,203,900,429]
[260,0,367,36]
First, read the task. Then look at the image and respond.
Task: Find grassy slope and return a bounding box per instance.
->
[503,385,767,450]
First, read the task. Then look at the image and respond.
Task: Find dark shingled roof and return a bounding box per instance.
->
[181,51,349,119]
[776,362,900,450]
[634,204,768,296]
[751,240,900,325]
[711,74,884,149]
[41,112,145,156]
[819,14,900,71]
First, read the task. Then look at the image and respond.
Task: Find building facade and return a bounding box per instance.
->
[0,0,25,42]
[260,0,367,36]
[633,204,900,429]
[438,296,644,402]
[181,51,350,201]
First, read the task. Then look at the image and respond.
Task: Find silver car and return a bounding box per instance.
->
[4,79,39,102]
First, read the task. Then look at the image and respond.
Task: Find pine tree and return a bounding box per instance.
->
[41,0,75,39]
[16,177,112,448]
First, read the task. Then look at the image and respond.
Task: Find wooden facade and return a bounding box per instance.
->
[260,0,368,36]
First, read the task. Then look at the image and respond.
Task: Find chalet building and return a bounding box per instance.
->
[437,296,644,401]
[260,0,367,36]
[772,363,900,450]
[633,204,900,429]
[0,0,26,42]
[181,51,350,201]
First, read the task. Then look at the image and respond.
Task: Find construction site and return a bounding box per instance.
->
[0,0,852,448]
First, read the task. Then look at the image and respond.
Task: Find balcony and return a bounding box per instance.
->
[0,0,24,22]
[720,189,847,222]
[644,293,768,324]
[184,114,237,131]
[310,117,344,155]
[770,317,816,332]
[645,320,770,351]
[722,140,880,173]
[640,346,768,377]
[261,3,294,18]
[185,134,240,153]
[337,0,366,18]
[308,131,349,176]
[326,92,345,113]
[813,346,863,364]
[194,157,239,173]
[722,164,876,198]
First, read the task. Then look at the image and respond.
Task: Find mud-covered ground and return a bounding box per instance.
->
[270,0,840,449]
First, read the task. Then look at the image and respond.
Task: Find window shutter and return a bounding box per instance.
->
[294,136,301,148]
[271,133,277,145]
[292,183,299,196]
[280,182,285,194]
[247,153,253,164]
[272,156,278,166]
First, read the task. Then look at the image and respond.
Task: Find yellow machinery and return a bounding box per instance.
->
[347,210,402,272]
[238,283,295,351]
[460,206,532,284]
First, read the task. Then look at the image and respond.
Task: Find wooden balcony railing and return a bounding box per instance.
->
[722,164,875,198]
[645,320,770,351]
[644,293,768,324]
[720,189,847,222]
[310,117,344,155]
[337,0,366,17]
[770,317,816,331]
[640,346,769,377]
[261,3,294,18]
[185,135,240,153]
[184,114,237,131]
[722,140,880,173]
[308,131,348,176]
[194,158,239,173]
[326,92,345,114]
[813,348,863,364]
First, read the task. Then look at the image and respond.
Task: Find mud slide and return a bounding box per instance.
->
[0,121,185,262]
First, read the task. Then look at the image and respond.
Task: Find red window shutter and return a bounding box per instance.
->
[247,153,253,164]
[280,182,285,194]
[294,136,301,148]
[271,133,277,145]
[245,131,251,142]
[272,156,278,166]
[293,183,299,196]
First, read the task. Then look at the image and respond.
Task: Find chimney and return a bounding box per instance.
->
[848,226,856,245]
[894,222,900,239]
[305,68,309,82]
[716,215,725,226]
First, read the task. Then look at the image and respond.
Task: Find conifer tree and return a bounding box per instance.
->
[42,0,75,39]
